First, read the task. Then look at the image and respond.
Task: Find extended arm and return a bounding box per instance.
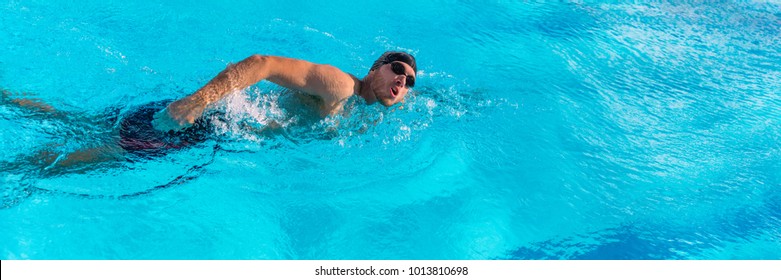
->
[152,55,357,132]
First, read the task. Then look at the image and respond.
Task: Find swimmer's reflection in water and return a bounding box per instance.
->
[2,51,418,173]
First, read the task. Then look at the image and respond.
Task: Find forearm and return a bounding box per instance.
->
[153,55,269,131]
[190,55,269,105]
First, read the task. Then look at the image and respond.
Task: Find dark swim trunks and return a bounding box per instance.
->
[119,100,210,156]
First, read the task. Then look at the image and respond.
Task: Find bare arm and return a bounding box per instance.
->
[153,55,357,132]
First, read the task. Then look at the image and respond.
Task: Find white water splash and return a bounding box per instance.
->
[208,88,294,143]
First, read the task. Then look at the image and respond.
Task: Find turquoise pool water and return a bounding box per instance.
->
[1,0,780,259]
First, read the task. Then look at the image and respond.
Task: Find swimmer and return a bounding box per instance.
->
[2,51,417,172]
[153,51,417,132]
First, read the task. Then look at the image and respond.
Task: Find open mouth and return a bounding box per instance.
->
[390,87,399,97]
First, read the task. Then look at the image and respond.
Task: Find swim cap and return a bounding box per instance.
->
[369,51,417,73]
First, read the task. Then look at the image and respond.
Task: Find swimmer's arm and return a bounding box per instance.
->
[154,55,355,132]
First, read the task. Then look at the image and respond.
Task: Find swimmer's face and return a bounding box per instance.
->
[372,61,416,107]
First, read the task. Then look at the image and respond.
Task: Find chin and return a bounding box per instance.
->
[379,98,395,107]
[373,92,394,107]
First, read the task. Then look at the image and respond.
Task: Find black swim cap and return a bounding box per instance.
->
[370,51,417,73]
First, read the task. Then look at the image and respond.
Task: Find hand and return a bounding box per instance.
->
[151,97,206,132]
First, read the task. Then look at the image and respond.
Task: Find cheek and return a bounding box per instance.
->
[395,88,408,101]
[398,89,408,98]
[372,83,385,97]
[373,75,388,89]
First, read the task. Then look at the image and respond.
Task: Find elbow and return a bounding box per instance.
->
[247,54,270,66]
[243,54,271,81]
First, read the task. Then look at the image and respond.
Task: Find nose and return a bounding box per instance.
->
[394,76,405,88]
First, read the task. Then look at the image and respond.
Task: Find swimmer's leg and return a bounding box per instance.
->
[50,144,125,170]
[6,142,126,176]
[3,87,121,149]
[1,87,118,126]
[2,88,60,114]
[2,87,128,176]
